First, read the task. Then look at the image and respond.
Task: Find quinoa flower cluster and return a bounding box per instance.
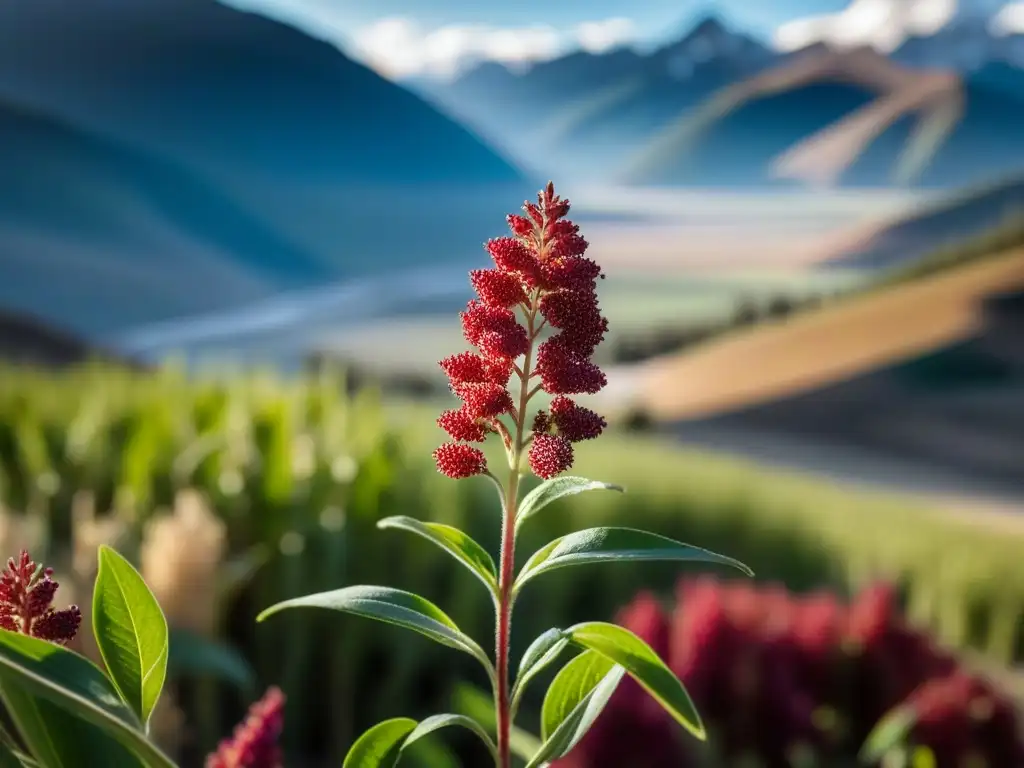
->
[557,580,1024,767]
[433,183,608,481]
[206,686,286,768]
[0,550,81,645]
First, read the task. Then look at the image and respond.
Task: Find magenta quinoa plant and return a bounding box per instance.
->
[258,183,752,767]
[0,550,82,645]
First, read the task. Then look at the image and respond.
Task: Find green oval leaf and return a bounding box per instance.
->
[404,714,497,762]
[525,650,626,768]
[343,718,416,768]
[92,545,170,726]
[342,714,497,767]
[860,706,916,763]
[168,628,256,694]
[0,687,143,768]
[515,476,623,532]
[565,622,704,740]
[0,630,176,768]
[377,516,498,595]
[510,628,569,715]
[515,527,753,594]
[256,585,494,676]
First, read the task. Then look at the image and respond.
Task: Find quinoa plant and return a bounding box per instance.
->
[259,183,752,767]
[0,546,283,768]
[0,184,750,768]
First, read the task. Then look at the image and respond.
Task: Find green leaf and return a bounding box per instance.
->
[0,689,143,768]
[342,714,497,767]
[860,706,916,763]
[168,628,255,694]
[92,545,170,726]
[257,585,494,677]
[377,516,498,595]
[451,683,542,763]
[515,476,623,532]
[565,621,705,740]
[510,628,569,714]
[912,746,937,768]
[525,651,626,768]
[515,527,752,594]
[0,739,26,768]
[403,715,496,762]
[0,630,176,768]
[0,739,35,768]
[343,718,415,768]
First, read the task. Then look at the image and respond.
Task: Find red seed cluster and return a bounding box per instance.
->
[0,550,81,645]
[470,268,528,308]
[554,579,1024,768]
[437,407,488,443]
[528,433,574,479]
[205,687,286,768]
[535,340,606,395]
[435,183,608,480]
[548,396,606,442]
[432,442,488,480]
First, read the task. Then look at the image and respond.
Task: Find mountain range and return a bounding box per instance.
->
[0,0,526,340]
[418,15,1024,189]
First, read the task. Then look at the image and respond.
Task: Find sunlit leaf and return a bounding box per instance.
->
[0,687,141,768]
[342,714,497,767]
[525,651,626,768]
[515,527,752,594]
[257,585,494,677]
[92,545,169,725]
[515,477,622,532]
[0,630,175,768]
[342,718,414,768]
[510,628,569,714]
[377,516,497,596]
[565,621,704,740]
[860,706,916,763]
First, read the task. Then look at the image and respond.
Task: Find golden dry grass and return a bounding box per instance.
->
[635,248,1024,420]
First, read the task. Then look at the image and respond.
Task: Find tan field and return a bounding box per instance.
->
[630,248,1024,420]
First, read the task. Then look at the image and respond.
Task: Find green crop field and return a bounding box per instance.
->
[0,362,1020,765]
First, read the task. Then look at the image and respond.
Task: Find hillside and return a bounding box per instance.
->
[828,175,1024,270]
[0,308,138,368]
[619,47,1024,188]
[0,99,332,336]
[0,0,522,186]
[630,248,1024,421]
[0,0,526,343]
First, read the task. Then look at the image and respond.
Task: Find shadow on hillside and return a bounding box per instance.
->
[669,289,1024,497]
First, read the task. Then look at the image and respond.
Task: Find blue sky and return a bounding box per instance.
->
[260,0,853,39]
[225,0,1023,79]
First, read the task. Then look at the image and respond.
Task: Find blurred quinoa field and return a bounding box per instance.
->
[0,361,1021,766]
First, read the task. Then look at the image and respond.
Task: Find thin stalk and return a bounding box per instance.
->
[495,298,540,768]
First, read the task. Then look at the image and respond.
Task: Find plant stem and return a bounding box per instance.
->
[495,300,538,768]
[495,468,518,768]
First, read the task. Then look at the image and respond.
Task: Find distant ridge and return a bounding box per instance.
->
[424,13,1024,189]
[0,308,140,369]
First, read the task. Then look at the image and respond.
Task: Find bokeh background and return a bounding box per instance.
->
[1,0,1023,765]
